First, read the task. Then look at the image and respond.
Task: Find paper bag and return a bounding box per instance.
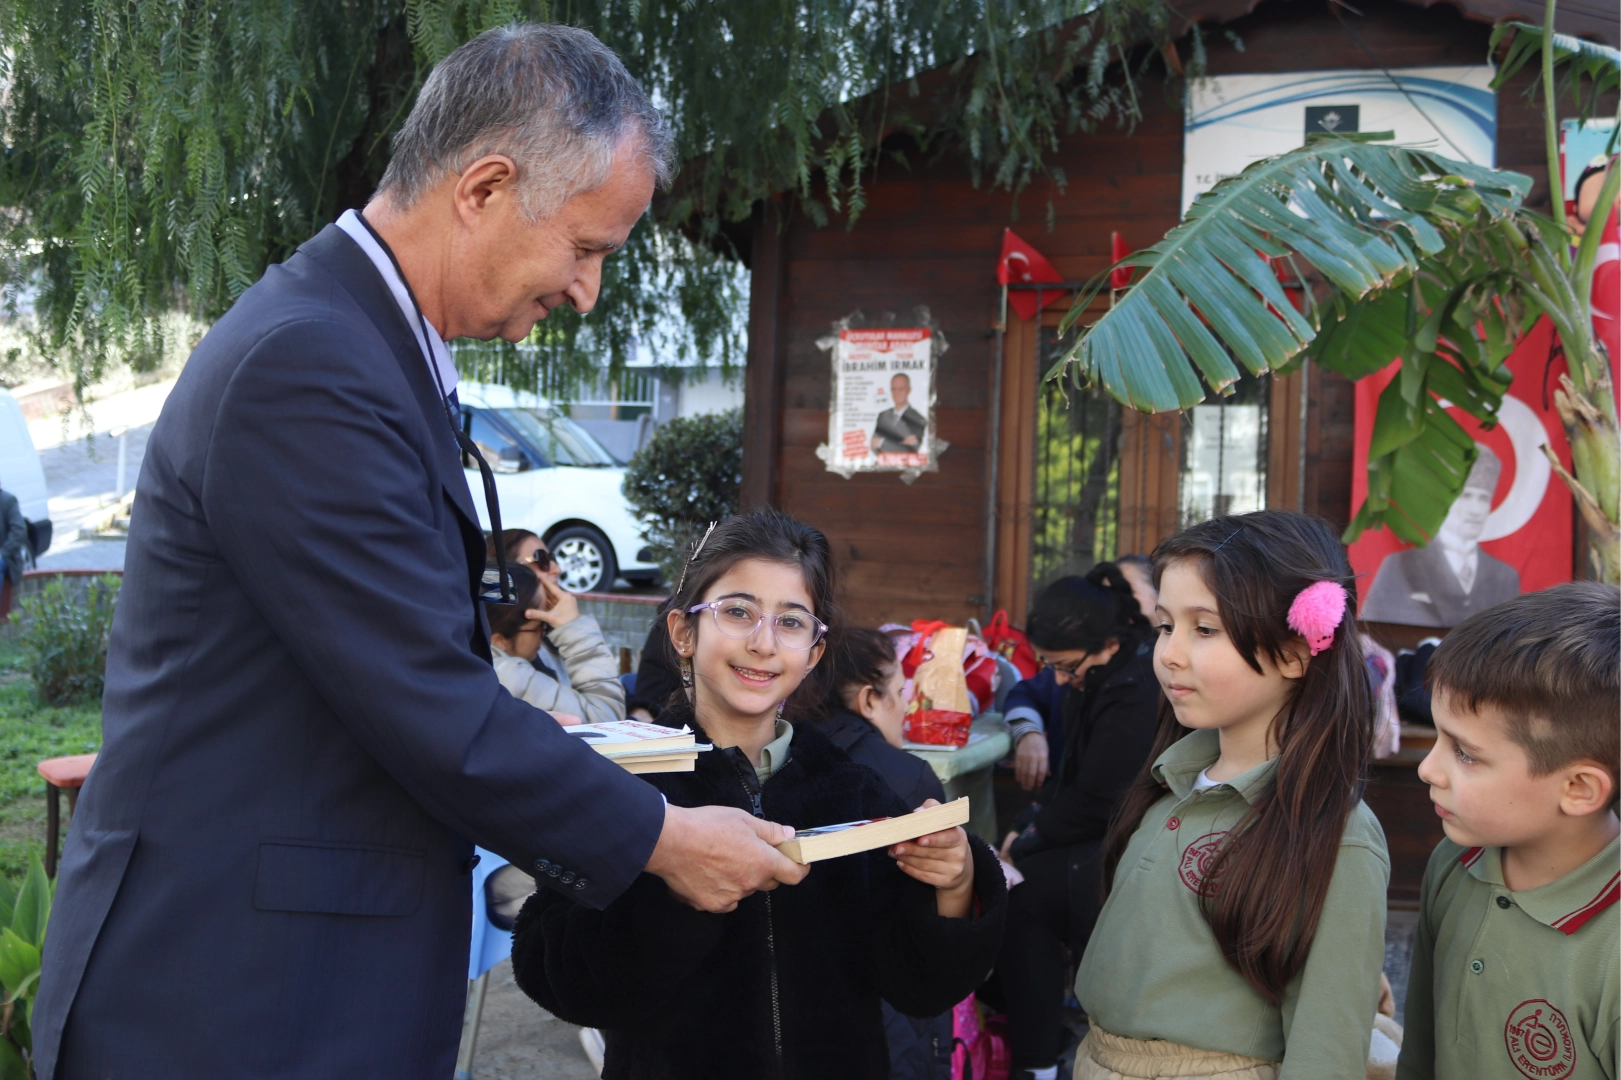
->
[903,625,973,746]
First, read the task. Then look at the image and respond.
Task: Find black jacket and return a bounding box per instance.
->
[513,708,1007,1080]
[1013,642,1161,860]
[818,708,945,809]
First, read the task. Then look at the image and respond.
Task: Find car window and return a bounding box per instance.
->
[496,408,616,467]
[463,410,527,472]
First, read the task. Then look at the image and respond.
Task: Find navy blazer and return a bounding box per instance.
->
[33,226,666,1079]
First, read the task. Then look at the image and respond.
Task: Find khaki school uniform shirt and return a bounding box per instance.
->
[1396,837,1620,1080]
[1075,729,1389,1080]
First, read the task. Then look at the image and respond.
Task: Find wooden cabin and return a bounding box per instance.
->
[732,0,1616,899]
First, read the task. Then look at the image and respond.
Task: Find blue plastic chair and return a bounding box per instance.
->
[457,847,515,1079]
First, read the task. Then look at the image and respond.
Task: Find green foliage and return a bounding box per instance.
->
[0,854,56,1076]
[621,409,743,582]
[1489,21,1621,114]
[0,0,1190,395]
[1050,134,1532,542]
[16,577,121,708]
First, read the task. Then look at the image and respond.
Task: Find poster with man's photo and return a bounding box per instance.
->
[817,327,944,482]
[1348,319,1575,629]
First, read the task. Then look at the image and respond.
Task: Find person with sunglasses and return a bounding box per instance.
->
[484,562,625,726]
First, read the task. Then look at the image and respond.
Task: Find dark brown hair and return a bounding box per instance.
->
[667,510,840,719]
[1101,510,1373,1003]
[487,528,541,563]
[823,626,901,714]
[484,563,541,639]
[1427,581,1620,806]
[1026,562,1151,655]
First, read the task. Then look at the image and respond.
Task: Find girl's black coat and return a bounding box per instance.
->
[511,711,1007,1080]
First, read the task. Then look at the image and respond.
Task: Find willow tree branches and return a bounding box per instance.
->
[0,0,1190,393]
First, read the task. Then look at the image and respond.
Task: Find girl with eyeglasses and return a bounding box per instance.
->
[511,509,1007,1079]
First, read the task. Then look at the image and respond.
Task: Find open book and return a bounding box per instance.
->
[775,798,970,864]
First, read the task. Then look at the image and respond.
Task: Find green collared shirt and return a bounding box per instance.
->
[1397,837,1620,1080]
[755,720,793,784]
[1075,729,1389,1080]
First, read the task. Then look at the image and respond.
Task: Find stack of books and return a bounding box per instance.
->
[566,719,709,774]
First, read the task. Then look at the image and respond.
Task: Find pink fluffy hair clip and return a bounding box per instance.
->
[1287,581,1347,655]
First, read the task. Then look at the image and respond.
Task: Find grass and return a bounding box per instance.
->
[0,638,103,879]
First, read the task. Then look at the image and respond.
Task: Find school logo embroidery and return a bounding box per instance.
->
[1178,831,1230,897]
[1504,999,1578,1080]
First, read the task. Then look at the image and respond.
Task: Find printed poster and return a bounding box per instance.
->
[817,327,944,481]
[1183,66,1496,213]
[1348,319,1574,629]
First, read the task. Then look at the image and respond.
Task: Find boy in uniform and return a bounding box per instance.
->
[1398,581,1620,1080]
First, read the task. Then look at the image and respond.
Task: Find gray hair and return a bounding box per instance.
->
[1463,442,1501,495]
[377,24,674,221]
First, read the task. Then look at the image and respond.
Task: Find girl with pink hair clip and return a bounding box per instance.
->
[1072,510,1395,1080]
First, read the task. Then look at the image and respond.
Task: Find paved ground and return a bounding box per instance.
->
[31,380,174,573]
[459,960,599,1080]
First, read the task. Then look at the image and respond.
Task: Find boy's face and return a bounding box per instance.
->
[1419,691,1568,848]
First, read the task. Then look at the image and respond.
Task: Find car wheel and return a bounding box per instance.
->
[549,526,617,594]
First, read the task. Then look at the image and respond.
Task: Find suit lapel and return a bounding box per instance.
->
[297,226,483,530]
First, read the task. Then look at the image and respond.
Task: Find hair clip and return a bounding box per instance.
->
[1212,527,1244,552]
[675,520,719,596]
[1288,580,1348,655]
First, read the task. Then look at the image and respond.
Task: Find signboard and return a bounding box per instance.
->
[1348,319,1574,629]
[817,326,945,482]
[1183,66,1496,213]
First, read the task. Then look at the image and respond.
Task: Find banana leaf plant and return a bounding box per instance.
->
[1052,0,1621,581]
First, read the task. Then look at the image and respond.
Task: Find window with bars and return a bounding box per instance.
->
[1029,328,1122,593]
[1178,373,1270,527]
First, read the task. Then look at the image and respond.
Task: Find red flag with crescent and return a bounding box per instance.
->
[997,229,1064,321]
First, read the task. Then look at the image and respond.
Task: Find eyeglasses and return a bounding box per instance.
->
[687,598,828,651]
[523,548,554,572]
[1040,655,1091,677]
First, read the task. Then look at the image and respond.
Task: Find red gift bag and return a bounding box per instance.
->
[982,609,1040,679]
[901,623,973,747]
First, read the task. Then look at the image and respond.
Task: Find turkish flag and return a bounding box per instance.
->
[1347,318,1575,626]
[997,229,1064,321]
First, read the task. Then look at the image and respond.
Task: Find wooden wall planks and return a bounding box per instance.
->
[743,0,1572,629]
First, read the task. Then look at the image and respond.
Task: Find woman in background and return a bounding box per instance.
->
[483,562,625,725]
[995,564,1162,1080]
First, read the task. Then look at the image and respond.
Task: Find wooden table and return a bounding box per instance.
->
[906,714,1013,845]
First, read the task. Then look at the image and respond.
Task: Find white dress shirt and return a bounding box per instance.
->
[335,209,459,398]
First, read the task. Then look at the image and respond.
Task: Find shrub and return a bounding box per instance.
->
[621,408,743,584]
[16,576,120,707]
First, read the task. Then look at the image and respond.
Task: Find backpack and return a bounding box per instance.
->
[982,610,1040,680]
[951,996,1010,1080]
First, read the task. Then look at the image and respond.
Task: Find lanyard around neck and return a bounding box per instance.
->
[351,213,516,608]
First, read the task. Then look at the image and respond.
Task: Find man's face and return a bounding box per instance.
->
[454,142,655,343]
[1435,486,1493,549]
[890,376,910,411]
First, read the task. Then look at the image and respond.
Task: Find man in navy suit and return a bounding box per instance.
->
[34,25,805,1079]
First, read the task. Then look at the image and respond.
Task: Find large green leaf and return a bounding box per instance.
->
[1311,224,1527,541]
[1051,136,1528,413]
[1490,22,1621,105]
[10,856,50,951]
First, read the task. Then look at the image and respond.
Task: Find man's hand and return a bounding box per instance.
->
[527,574,580,630]
[901,434,919,447]
[645,802,809,913]
[1014,731,1050,791]
[890,800,974,918]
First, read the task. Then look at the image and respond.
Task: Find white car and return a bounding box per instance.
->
[455,382,656,594]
